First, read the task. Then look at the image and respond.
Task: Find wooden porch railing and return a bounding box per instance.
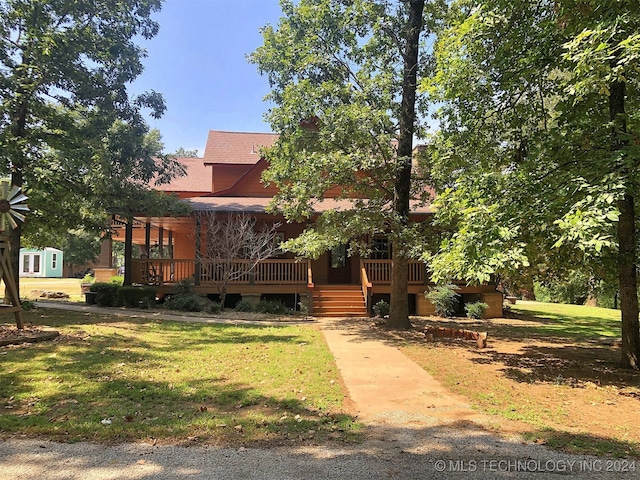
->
[131,258,308,285]
[131,258,425,287]
[362,260,425,284]
[131,259,194,285]
[360,259,373,314]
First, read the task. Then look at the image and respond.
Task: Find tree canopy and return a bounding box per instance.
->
[251,0,439,328]
[0,0,186,287]
[425,0,640,368]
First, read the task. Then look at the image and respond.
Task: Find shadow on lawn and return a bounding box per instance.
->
[1,310,354,446]
[470,343,640,388]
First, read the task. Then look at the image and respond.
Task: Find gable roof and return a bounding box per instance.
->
[202,130,278,165]
[155,157,212,194]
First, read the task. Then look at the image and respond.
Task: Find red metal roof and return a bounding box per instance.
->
[202,130,278,165]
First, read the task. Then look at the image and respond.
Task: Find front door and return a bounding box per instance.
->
[328,244,351,284]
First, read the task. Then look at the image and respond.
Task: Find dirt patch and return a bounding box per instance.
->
[0,324,60,347]
[353,315,640,457]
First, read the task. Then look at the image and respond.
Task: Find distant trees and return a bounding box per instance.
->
[169,147,199,158]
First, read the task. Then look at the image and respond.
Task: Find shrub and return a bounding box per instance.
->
[425,284,460,317]
[109,275,124,286]
[173,279,194,295]
[89,282,119,307]
[206,302,222,314]
[164,294,209,312]
[373,299,390,318]
[20,299,37,311]
[234,300,253,312]
[256,299,289,314]
[465,301,489,319]
[81,274,95,284]
[298,301,309,315]
[117,286,156,308]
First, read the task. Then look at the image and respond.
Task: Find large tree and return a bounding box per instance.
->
[426,0,640,368]
[251,0,438,328]
[0,0,183,290]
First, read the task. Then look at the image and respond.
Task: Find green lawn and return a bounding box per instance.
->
[20,277,85,302]
[0,308,361,445]
[509,300,621,338]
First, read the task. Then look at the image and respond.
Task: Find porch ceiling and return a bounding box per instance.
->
[189,196,434,214]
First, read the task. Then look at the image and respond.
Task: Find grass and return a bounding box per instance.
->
[0,308,361,446]
[509,301,622,338]
[20,277,85,302]
[398,301,640,458]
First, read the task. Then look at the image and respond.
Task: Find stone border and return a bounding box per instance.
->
[0,330,60,347]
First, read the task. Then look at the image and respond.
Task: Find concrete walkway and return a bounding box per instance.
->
[319,317,484,428]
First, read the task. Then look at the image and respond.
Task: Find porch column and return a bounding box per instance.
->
[194,215,201,286]
[144,222,151,257]
[168,231,174,258]
[124,220,133,286]
[98,238,113,268]
[158,227,164,258]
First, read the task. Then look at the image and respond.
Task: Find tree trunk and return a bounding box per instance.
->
[610,64,640,369]
[388,253,410,328]
[7,123,27,307]
[617,194,639,369]
[387,0,424,329]
[220,288,227,312]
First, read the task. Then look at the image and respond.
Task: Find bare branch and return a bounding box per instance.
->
[196,212,281,309]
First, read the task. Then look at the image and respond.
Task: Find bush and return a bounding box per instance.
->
[81,273,95,284]
[89,282,119,307]
[464,301,489,319]
[206,302,222,314]
[234,300,253,312]
[117,286,156,308]
[173,279,194,295]
[20,299,37,311]
[256,299,289,314]
[373,299,390,318]
[425,284,460,317]
[109,275,124,286]
[164,294,209,312]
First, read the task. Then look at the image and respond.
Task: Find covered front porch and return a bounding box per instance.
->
[110,207,502,317]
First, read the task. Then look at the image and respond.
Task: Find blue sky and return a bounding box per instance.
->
[133,0,284,155]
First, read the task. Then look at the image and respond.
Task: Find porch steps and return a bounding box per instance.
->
[312,285,368,317]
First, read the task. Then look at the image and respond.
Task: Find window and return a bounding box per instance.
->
[33,254,40,273]
[22,255,30,273]
[370,236,391,260]
[52,253,57,269]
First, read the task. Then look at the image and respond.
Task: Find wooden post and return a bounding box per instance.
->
[194,215,201,286]
[145,222,151,257]
[124,220,133,286]
[0,235,23,329]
